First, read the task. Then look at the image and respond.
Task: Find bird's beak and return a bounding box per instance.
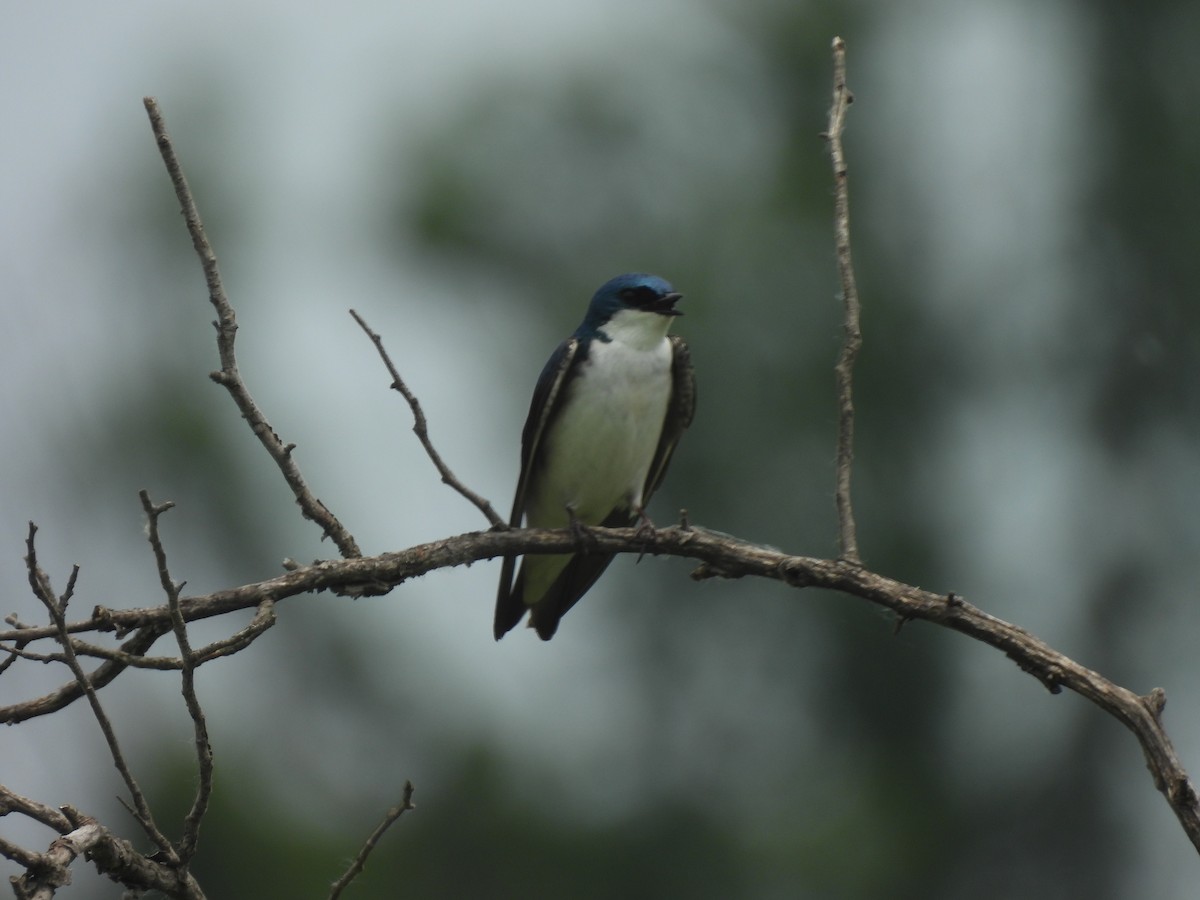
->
[654,291,684,316]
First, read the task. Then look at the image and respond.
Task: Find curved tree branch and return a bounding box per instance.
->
[4,523,1198,852]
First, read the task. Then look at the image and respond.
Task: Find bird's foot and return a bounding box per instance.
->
[566,505,596,551]
[634,506,656,538]
[634,507,656,562]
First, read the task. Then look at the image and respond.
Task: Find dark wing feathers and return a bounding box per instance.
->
[494,334,695,641]
[643,335,696,500]
[493,338,582,640]
[510,338,583,526]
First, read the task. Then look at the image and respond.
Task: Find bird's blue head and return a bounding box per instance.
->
[577,273,682,338]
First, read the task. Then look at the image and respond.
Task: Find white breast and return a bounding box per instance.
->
[527,311,674,528]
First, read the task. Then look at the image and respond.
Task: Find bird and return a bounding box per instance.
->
[494,272,696,641]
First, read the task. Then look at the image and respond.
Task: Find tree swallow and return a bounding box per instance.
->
[494,273,697,640]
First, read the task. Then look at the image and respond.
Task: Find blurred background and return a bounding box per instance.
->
[3,1,1200,897]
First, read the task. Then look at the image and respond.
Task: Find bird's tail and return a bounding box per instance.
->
[527,551,616,640]
[493,554,526,640]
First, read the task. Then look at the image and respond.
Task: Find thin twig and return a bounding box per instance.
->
[0,640,22,675]
[1,622,170,724]
[0,642,63,664]
[23,524,177,862]
[138,491,213,864]
[185,597,276,663]
[824,36,863,564]
[349,309,506,528]
[142,96,362,558]
[1,602,273,672]
[0,599,275,670]
[328,781,416,900]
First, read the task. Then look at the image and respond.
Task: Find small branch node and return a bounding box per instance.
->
[60,805,92,829]
[1005,651,1066,694]
[1143,687,1168,719]
[776,559,811,588]
[1170,777,1199,810]
[91,606,117,632]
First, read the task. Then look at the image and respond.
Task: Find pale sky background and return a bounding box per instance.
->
[3,2,1198,897]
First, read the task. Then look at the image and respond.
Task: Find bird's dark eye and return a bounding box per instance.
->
[619,286,658,306]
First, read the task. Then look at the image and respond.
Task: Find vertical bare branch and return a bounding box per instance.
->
[824,36,863,565]
[142,96,363,558]
[349,309,506,528]
[139,491,213,864]
[23,524,177,862]
[328,782,416,900]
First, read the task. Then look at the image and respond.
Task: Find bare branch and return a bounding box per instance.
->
[824,36,863,565]
[138,491,213,864]
[0,787,73,835]
[0,834,46,873]
[1,599,275,672]
[6,523,1199,852]
[23,523,177,862]
[141,96,362,559]
[0,640,58,665]
[1,622,170,724]
[9,823,104,900]
[350,308,506,528]
[0,644,19,675]
[0,790,207,899]
[328,781,416,900]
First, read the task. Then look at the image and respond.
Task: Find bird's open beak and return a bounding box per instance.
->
[654,292,684,316]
